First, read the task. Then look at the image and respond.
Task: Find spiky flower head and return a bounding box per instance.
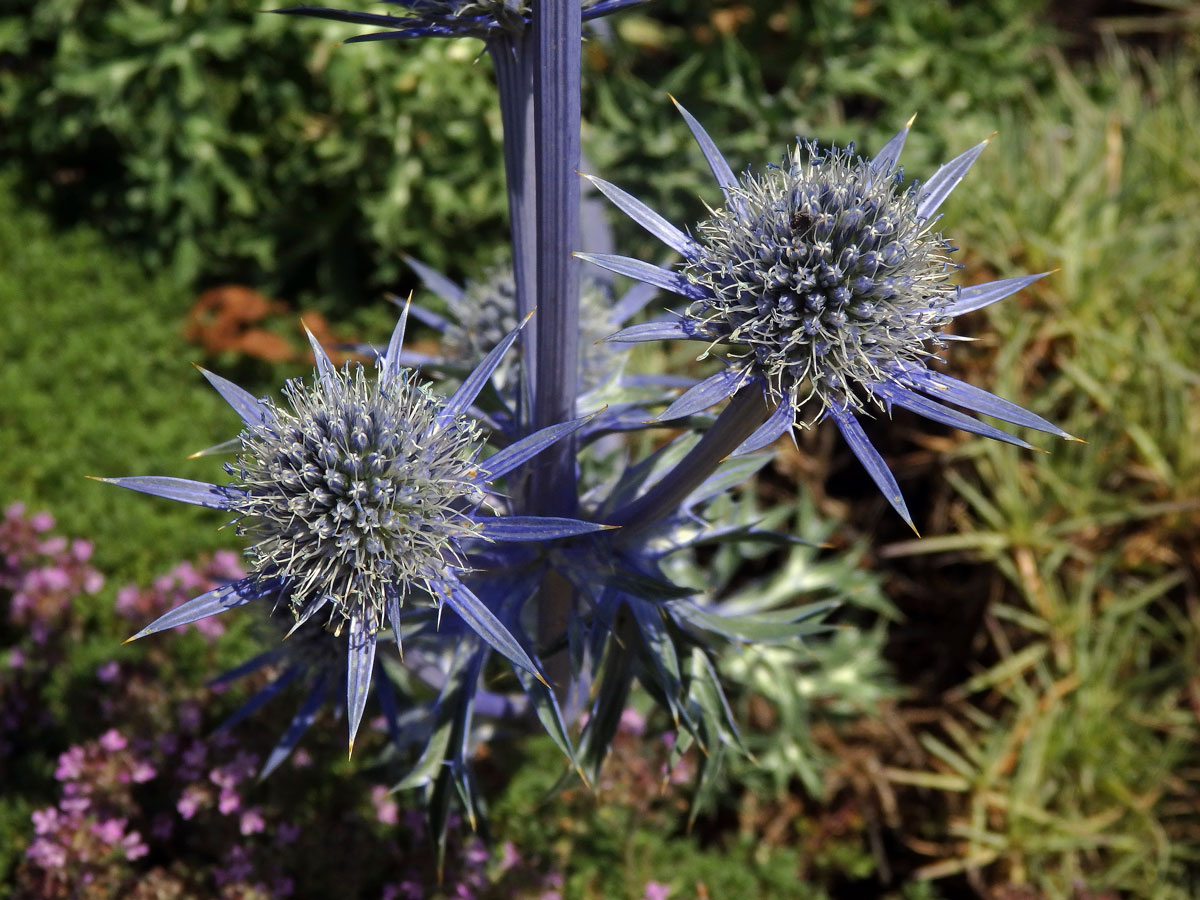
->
[231,362,484,635]
[96,311,609,751]
[684,137,955,424]
[581,102,1074,527]
[275,0,647,42]
[439,265,621,393]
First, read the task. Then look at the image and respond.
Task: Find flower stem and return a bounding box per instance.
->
[489,35,537,395]
[528,0,583,691]
[609,387,771,536]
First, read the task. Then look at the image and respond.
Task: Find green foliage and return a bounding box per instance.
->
[0,170,243,581]
[584,0,1058,255]
[0,0,507,307]
[879,45,1200,897]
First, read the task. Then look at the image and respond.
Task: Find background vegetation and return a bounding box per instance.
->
[2,1,1198,897]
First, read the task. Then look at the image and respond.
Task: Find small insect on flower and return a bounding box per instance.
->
[93,307,610,753]
[580,100,1076,529]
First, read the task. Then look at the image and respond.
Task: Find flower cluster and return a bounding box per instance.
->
[2,502,104,631]
[682,135,958,423]
[24,730,153,886]
[233,362,485,633]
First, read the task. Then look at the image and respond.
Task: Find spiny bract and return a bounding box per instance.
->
[274,0,647,41]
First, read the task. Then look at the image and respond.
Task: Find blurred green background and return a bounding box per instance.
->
[2,1,1199,897]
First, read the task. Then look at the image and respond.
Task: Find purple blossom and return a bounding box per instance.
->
[177,786,204,820]
[90,816,127,845]
[240,807,266,835]
[55,746,86,780]
[99,729,127,752]
[218,788,241,815]
[371,784,400,825]
[213,845,256,886]
[31,807,60,835]
[26,837,68,869]
[120,830,149,860]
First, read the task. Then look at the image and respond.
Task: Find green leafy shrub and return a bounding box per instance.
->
[0,0,507,307]
[1,0,1058,310]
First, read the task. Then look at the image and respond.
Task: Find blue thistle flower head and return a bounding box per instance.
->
[230,361,485,635]
[684,136,956,425]
[275,0,647,42]
[413,262,624,394]
[582,102,1076,528]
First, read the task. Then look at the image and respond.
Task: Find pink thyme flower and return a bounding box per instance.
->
[121,830,149,860]
[240,808,266,835]
[177,785,206,820]
[218,787,241,815]
[31,807,60,835]
[99,730,127,752]
[90,817,127,845]
[371,785,399,826]
[55,746,86,781]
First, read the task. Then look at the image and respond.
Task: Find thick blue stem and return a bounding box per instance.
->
[527,1,582,517]
[489,35,538,409]
[528,1,583,692]
[609,387,771,536]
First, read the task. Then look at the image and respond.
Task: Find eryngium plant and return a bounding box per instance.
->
[95,0,1071,861]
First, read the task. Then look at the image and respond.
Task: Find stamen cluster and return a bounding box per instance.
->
[229,365,485,632]
[684,142,957,421]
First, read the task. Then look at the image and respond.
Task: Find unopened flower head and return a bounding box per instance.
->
[275,0,647,42]
[686,141,955,423]
[442,265,620,392]
[230,363,484,634]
